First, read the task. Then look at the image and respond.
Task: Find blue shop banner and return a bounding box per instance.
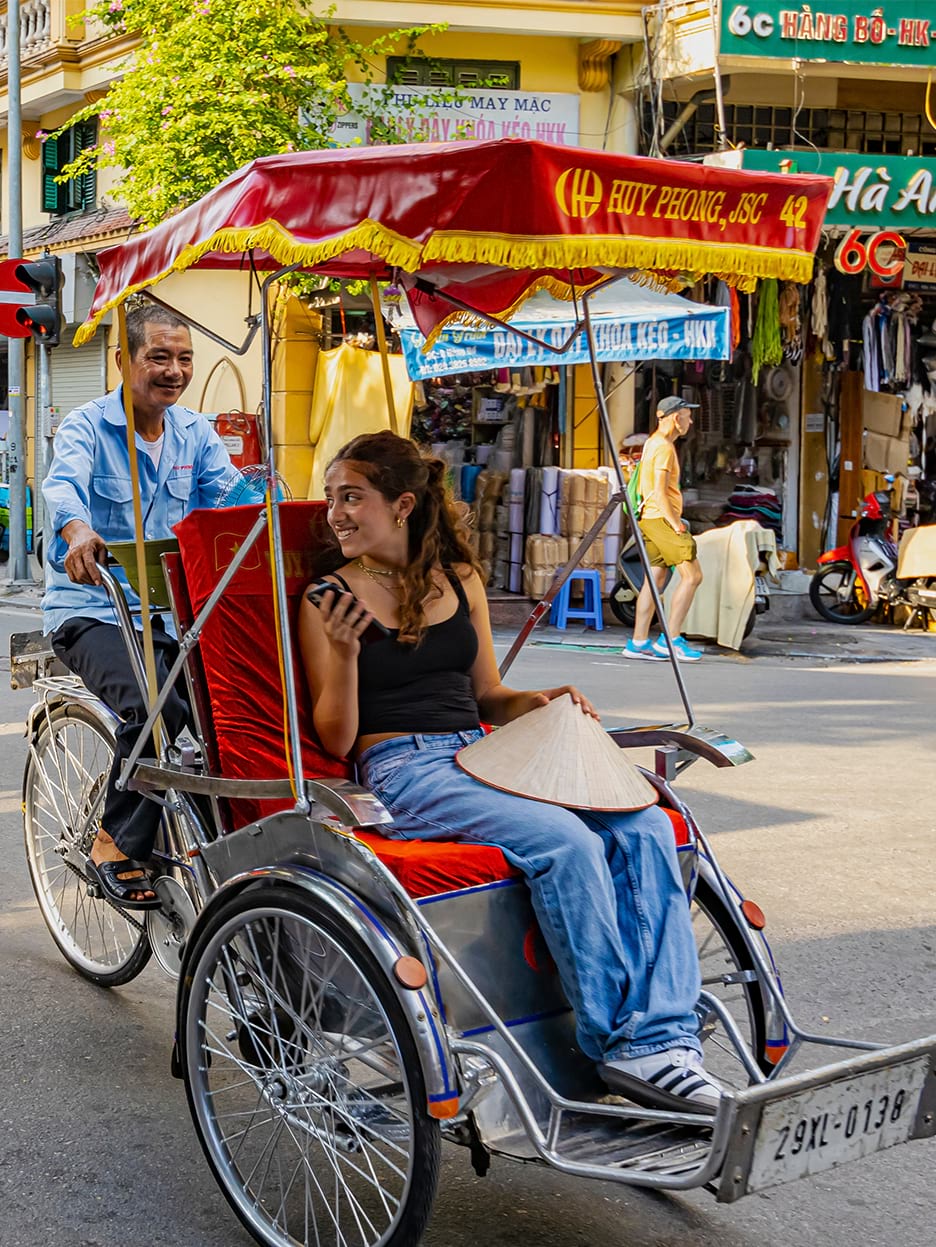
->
[397,286,731,381]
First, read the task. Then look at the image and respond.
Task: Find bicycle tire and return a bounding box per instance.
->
[692,876,771,1087]
[23,702,151,986]
[179,884,441,1247]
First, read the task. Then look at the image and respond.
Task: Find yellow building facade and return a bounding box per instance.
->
[1,1,649,502]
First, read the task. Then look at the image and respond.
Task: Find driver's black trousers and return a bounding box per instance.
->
[51,617,191,862]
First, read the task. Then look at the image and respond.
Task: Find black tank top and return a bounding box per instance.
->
[330,570,481,736]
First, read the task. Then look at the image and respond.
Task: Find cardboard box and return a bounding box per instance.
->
[862,390,903,438]
[863,431,909,476]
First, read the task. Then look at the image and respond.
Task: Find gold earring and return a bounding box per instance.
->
[396,517,405,528]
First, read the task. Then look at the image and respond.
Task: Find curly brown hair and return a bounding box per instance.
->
[314,431,481,644]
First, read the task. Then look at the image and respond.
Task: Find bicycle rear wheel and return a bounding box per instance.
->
[179,885,441,1247]
[23,702,151,986]
[692,876,771,1088]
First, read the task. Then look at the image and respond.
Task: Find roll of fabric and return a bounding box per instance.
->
[525,467,542,534]
[508,560,523,593]
[508,467,526,533]
[539,466,560,534]
[509,533,523,564]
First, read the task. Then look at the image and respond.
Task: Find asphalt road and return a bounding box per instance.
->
[0,606,933,1247]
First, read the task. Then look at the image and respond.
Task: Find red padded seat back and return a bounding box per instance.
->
[175,502,351,828]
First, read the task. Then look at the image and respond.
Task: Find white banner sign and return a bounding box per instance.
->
[329,83,580,147]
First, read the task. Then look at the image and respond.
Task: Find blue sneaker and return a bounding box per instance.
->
[652,634,703,662]
[623,638,666,661]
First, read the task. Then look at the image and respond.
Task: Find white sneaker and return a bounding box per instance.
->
[599,1047,722,1114]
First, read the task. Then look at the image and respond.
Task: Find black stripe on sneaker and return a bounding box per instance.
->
[647,1067,710,1098]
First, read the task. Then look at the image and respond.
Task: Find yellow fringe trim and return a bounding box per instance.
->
[74,218,424,346]
[421,231,815,286]
[73,221,813,346]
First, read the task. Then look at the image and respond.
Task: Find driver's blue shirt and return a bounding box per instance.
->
[41,386,240,635]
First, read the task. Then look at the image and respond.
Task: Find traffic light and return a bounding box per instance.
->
[14,256,64,346]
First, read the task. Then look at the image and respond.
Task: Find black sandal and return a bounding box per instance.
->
[85,856,161,910]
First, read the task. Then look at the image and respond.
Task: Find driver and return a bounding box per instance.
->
[298,430,723,1114]
[41,304,241,909]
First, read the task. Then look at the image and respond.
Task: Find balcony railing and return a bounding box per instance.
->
[0,0,54,61]
[0,0,95,75]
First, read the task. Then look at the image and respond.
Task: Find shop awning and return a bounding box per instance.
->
[76,138,831,345]
[395,283,731,380]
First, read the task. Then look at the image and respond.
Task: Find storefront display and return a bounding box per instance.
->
[399,284,731,596]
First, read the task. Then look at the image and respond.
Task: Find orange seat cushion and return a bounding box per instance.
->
[352,806,689,899]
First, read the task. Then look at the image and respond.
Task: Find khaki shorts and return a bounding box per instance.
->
[638,516,698,568]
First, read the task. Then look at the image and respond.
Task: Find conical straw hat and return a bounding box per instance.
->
[456,694,658,812]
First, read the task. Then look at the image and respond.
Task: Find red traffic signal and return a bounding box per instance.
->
[14,257,64,346]
[0,258,34,340]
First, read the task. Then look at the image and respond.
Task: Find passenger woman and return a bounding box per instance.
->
[298,431,721,1112]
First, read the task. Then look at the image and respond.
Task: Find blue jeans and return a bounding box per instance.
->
[357,730,702,1064]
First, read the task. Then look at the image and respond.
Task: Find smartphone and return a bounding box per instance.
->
[305,581,392,645]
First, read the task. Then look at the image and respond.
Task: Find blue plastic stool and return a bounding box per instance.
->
[550,570,604,631]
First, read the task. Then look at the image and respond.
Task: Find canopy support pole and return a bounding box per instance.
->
[261,269,308,810]
[116,304,163,750]
[370,276,398,434]
[581,292,695,728]
[141,289,262,357]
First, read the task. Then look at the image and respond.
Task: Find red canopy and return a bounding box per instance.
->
[76,138,831,345]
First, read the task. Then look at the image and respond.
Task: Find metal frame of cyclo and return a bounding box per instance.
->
[117,265,310,809]
[116,264,694,807]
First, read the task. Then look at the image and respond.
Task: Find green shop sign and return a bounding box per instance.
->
[720,2,933,67]
[739,150,936,229]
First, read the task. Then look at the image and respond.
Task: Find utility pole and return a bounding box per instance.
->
[6,0,30,582]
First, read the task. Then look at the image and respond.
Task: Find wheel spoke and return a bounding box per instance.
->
[24,707,148,982]
[184,899,436,1247]
[692,881,766,1090]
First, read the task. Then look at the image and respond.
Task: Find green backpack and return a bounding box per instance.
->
[625,462,644,521]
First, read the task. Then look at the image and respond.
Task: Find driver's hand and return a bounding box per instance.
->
[63,522,107,585]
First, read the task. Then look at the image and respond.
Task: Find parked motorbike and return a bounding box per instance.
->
[810,489,936,626]
[609,529,770,637]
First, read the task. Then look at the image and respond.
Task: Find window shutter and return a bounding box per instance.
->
[76,122,98,211]
[41,136,66,214]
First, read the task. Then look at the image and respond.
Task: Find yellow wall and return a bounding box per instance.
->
[351,29,619,152]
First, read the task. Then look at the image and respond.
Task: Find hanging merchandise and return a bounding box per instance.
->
[861,292,923,394]
[751,279,783,383]
[778,283,803,365]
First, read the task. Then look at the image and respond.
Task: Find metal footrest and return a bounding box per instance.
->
[489,1110,712,1178]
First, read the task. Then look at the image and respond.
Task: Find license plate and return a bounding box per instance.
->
[754,575,769,595]
[746,1055,930,1193]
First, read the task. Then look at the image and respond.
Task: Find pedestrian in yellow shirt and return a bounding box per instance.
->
[624,396,704,663]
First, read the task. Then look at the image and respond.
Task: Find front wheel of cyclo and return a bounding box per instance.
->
[23,702,151,986]
[179,886,441,1247]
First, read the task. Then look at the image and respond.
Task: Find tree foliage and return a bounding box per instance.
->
[61,0,434,226]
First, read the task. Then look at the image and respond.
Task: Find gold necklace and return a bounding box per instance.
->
[356,559,403,598]
[354,557,401,578]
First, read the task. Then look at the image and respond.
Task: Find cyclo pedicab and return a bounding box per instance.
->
[15,140,936,1247]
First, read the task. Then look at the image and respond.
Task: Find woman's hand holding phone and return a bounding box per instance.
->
[306,582,391,656]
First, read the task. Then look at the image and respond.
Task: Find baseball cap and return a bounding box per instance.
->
[657,395,699,417]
